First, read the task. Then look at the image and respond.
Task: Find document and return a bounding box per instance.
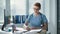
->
[16,27,42,32]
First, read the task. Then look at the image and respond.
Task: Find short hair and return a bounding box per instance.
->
[34,2,41,9]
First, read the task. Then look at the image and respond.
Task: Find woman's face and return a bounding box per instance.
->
[33,6,40,13]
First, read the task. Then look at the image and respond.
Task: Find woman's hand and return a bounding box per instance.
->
[26,27,31,31]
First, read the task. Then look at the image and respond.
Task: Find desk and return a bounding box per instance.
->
[0,29,12,34]
[14,27,42,34]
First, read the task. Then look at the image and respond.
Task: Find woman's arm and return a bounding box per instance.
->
[42,23,48,30]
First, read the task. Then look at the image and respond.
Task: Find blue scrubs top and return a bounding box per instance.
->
[26,13,48,28]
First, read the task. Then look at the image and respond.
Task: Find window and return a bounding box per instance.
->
[10,0,26,15]
[0,0,5,23]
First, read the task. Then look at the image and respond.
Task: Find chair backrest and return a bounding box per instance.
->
[13,15,28,24]
[22,15,28,23]
[15,15,21,24]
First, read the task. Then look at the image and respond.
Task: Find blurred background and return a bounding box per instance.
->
[0,0,59,34]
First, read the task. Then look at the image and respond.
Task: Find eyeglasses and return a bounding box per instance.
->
[33,8,39,10]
